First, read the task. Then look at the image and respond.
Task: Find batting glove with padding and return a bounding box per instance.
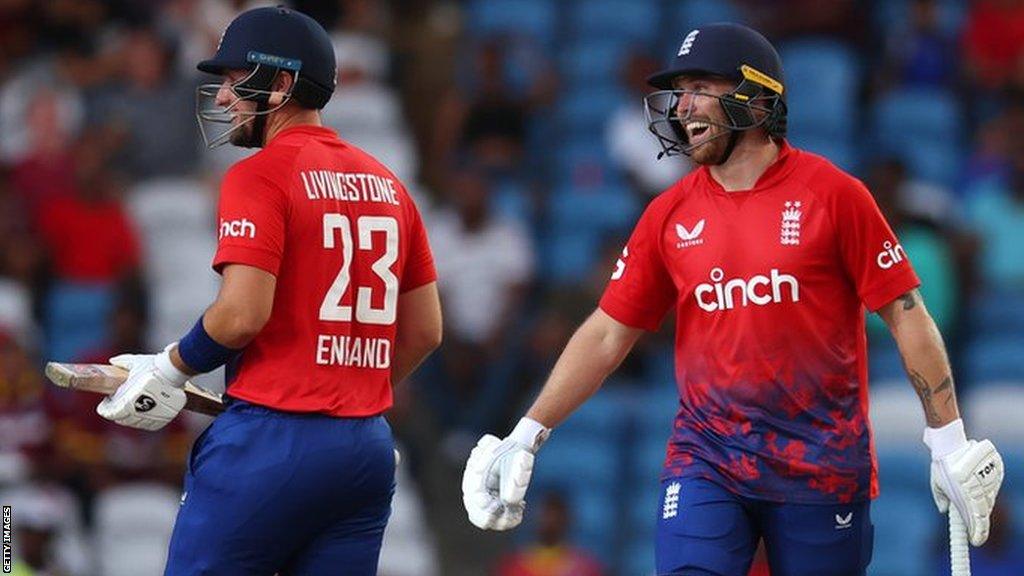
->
[97,345,189,431]
[462,417,550,530]
[924,418,1004,546]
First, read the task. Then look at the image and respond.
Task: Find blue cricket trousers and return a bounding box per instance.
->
[656,476,873,576]
[164,399,395,575]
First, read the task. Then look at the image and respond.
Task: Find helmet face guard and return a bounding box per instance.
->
[644,76,787,159]
[196,51,310,148]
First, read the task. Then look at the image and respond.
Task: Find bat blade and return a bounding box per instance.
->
[45,362,224,416]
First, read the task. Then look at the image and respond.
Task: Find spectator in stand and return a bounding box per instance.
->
[493,492,605,576]
[965,138,1024,292]
[881,0,957,89]
[34,139,141,288]
[51,284,190,487]
[9,86,80,219]
[0,330,47,485]
[961,104,1024,189]
[743,0,868,45]
[0,172,39,347]
[865,158,964,339]
[427,161,534,445]
[606,49,689,200]
[91,23,200,180]
[0,51,86,170]
[0,446,92,575]
[33,136,144,361]
[433,38,555,186]
[322,32,419,183]
[962,0,1024,93]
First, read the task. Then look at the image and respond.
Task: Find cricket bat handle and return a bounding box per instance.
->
[949,508,971,576]
[44,362,225,417]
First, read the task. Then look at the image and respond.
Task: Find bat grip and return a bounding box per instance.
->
[949,508,971,576]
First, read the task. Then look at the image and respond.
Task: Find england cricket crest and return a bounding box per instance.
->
[662,482,681,519]
[780,201,802,246]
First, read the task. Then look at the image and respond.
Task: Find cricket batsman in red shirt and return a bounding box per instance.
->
[462,23,1004,576]
[93,7,441,575]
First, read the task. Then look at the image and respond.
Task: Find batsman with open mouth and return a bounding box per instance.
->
[462,22,1004,576]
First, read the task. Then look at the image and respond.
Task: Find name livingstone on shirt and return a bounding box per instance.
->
[300,170,400,206]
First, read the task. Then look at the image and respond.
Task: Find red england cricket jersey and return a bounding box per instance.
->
[212,126,436,416]
[600,141,920,503]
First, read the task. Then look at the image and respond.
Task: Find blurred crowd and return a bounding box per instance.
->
[0,1,1023,575]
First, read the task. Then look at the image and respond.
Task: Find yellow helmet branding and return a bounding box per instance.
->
[741,64,784,95]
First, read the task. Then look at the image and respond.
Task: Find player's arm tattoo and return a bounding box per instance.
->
[897,289,919,311]
[909,370,956,427]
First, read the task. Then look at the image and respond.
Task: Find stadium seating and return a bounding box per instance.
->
[567,0,659,43]
[676,0,746,28]
[466,0,558,43]
[379,456,440,576]
[780,39,861,144]
[556,84,629,134]
[94,484,181,576]
[871,87,963,186]
[868,340,908,383]
[871,0,968,37]
[43,281,115,362]
[968,290,1024,337]
[870,489,938,576]
[559,39,631,85]
[963,336,1024,383]
[127,179,219,349]
[529,385,635,565]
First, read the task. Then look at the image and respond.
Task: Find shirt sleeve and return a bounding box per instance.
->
[212,161,288,276]
[400,192,437,293]
[598,201,677,331]
[831,177,920,311]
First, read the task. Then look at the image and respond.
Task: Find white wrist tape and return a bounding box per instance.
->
[510,417,551,453]
[154,344,190,388]
[923,418,968,460]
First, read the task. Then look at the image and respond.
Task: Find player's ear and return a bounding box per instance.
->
[268,71,295,106]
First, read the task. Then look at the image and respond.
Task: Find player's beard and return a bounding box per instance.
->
[687,123,733,166]
[228,114,262,148]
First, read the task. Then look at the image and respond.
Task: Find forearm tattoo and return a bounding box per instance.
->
[897,290,918,311]
[909,370,955,427]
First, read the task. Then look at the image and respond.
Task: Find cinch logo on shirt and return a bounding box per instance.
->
[219,218,256,240]
[875,240,906,269]
[694,267,800,312]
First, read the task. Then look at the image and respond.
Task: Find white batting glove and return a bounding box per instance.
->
[462,417,550,530]
[923,419,1004,546]
[97,345,189,431]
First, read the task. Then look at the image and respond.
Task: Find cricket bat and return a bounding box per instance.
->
[949,508,971,576]
[45,362,225,416]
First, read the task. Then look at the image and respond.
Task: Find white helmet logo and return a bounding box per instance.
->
[678,29,700,56]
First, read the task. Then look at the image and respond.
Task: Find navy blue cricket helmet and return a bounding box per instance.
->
[195,6,336,148]
[199,5,336,108]
[644,23,788,162]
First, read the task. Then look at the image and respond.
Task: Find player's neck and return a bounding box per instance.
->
[263,106,323,145]
[708,137,780,192]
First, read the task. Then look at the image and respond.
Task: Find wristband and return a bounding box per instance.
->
[510,417,551,453]
[177,316,241,374]
[923,418,968,460]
